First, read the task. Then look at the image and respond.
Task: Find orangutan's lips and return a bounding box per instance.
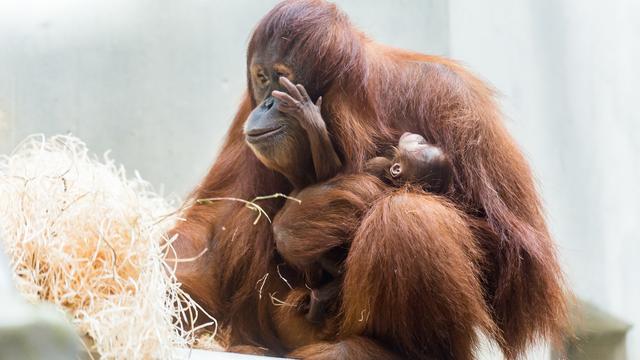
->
[245,126,284,142]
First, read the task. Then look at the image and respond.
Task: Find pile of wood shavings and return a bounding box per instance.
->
[0,134,216,359]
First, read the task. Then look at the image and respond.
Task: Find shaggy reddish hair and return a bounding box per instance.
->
[171,1,568,358]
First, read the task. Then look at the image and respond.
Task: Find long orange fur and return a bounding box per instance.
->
[170,1,568,358]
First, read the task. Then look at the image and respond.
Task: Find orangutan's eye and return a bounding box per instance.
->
[256,70,269,85]
[390,163,402,178]
[272,63,293,81]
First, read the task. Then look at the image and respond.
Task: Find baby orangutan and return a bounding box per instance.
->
[263,78,451,326]
[366,132,453,194]
[273,130,454,325]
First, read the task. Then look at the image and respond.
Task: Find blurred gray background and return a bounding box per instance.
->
[0,0,638,359]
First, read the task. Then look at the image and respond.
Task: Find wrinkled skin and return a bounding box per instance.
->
[244,67,341,188]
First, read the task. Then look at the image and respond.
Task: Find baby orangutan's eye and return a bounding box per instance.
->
[390,163,402,178]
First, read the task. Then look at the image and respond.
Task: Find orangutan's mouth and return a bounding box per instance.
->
[245,126,284,142]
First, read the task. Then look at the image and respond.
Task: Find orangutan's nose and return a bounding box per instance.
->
[262,96,275,110]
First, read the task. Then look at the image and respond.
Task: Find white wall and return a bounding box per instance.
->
[449,0,640,358]
[1,0,638,358]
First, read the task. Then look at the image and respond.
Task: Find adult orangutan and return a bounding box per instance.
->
[169,1,568,359]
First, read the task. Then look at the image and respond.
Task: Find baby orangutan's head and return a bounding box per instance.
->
[365,132,452,193]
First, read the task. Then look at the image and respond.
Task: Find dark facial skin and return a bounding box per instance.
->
[243,52,341,189]
[366,132,453,194]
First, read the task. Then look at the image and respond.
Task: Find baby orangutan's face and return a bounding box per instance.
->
[391,132,448,182]
[365,132,453,193]
[391,132,432,180]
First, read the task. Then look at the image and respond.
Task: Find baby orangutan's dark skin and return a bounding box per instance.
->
[260,78,455,324]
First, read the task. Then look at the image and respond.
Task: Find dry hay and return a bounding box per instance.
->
[0,134,217,359]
